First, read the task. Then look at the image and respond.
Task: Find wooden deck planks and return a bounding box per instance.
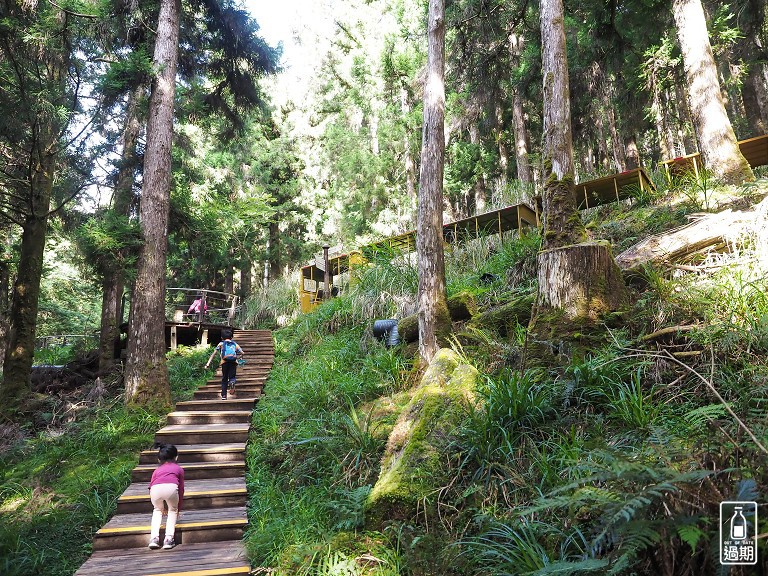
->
[75,330,274,576]
[77,541,250,576]
[100,507,247,532]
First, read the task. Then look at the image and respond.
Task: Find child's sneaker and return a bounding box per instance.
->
[148,536,160,549]
[162,536,176,549]
[228,379,236,393]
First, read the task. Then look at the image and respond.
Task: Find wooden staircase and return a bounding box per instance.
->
[75,330,273,576]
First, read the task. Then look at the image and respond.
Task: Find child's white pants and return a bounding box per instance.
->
[150,483,179,538]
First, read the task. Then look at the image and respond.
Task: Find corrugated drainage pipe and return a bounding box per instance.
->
[372,319,400,347]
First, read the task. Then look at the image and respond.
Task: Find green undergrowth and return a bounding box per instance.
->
[0,345,213,576]
[244,179,768,575]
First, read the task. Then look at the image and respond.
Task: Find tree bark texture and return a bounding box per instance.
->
[268,219,281,282]
[625,135,640,170]
[537,242,628,320]
[533,0,627,333]
[672,0,754,184]
[417,0,449,364]
[540,0,573,183]
[124,0,180,408]
[743,66,767,136]
[603,78,626,172]
[2,178,52,403]
[99,85,143,375]
[539,0,585,251]
[494,102,509,196]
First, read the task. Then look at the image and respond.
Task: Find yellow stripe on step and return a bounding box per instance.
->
[119,489,245,501]
[98,519,246,534]
[144,567,250,576]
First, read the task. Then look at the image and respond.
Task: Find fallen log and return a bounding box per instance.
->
[615,208,758,272]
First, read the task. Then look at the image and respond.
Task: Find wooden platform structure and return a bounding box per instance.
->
[572,167,655,209]
[661,134,768,180]
[299,166,657,313]
[299,203,540,312]
[75,330,274,576]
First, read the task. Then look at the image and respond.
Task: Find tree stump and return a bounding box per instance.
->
[537,241,628,320]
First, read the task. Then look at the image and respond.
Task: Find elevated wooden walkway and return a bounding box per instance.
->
[661,133,768,179]
[75,330,274,576]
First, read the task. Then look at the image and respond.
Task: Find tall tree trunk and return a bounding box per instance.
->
[743,65,767,135]
[672,0,754,184]
[124,0,180,408]
[400,88,418,214]
[674,83,696,154]
[224,265,234,295]
[508,34,533,187]
[539,0,584,248]
[99,85,143,376]
[651,85,674,159]
[468,123,487,214]
[494,102,509,200]
[1,153,55,404]
[417,0,449,364]
[532,0,627,336]
[240,260,252,298]
[0,9,66,408]
[603,78,626,172]
[268,220,281,281]
[625,135,640,170]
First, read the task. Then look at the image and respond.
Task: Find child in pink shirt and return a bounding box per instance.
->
[148,443,185,550]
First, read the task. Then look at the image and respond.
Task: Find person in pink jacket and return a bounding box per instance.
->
[148,443,185,550]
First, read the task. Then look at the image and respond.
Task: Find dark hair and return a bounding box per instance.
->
[221,328,233,340]
[155,443,178,463]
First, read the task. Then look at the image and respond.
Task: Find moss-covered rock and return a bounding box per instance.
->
[398,314,419,343]
[365,349,478,528]
[468,294,534,336]
[398,294,475,344]
[446,291,477,321]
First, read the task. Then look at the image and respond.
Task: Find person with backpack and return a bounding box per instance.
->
[205,328,244,400]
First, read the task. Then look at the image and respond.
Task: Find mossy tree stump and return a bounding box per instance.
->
[537,241,628,320]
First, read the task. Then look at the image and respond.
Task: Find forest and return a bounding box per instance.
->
[1,0,768,574]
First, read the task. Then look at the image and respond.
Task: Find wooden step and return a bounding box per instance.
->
[155,423,249,445]
[197,378,264,392]
[193,390,261,401]
[166,410,252,425]
[132,460,246,482]
[139,443,246,464]
[75,540,250,575]
[204,377,267,386]
[175,399,256,412]
[116,478,247,514]
[93,507,247,550]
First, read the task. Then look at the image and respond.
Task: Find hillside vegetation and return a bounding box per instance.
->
[1,172,767,575]
[242,172,768,575]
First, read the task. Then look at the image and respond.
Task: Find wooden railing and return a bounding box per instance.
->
[165,288,239,326]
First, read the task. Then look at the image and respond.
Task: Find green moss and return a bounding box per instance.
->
[446,291,477,321]
[366,349,478,528]
[398,314,419,343]
[468,294,534,337]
